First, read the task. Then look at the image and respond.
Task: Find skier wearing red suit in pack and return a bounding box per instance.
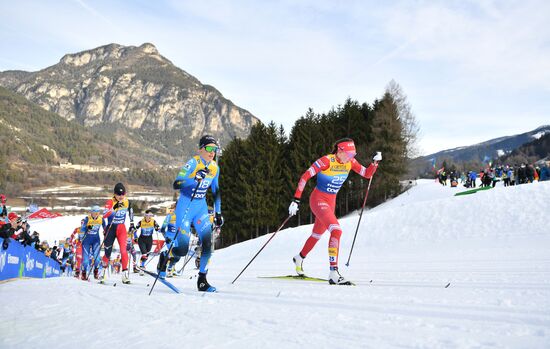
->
[70,223,83,278]
[101,183,134,284]
[288,138,382,285]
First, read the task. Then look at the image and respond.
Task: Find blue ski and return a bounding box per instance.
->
[142,270,181,294]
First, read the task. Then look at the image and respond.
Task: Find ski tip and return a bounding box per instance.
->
[444,282,451,288]
[113,283,117,287]
[147,284,150,287]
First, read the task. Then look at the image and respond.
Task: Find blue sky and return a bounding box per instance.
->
[1,0,549,155]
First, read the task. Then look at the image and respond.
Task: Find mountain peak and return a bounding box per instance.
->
[138,42,158,55]
[60,43,124,66]
[59,43,162,67]
[0,42,260,158]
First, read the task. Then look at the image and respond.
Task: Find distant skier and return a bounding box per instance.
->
[79,206,105,280]
[288,138,381,285]
[135,209,160,274]
[70,223,83,278]
[101,183,134,284]
[159,135,223,292]
[126,224,139,273]
[159,203,179,277]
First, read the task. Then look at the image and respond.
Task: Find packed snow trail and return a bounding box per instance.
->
[2,180,550,348]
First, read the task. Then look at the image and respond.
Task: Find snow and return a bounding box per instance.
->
[2,180,550,348]
[531,130,549,139]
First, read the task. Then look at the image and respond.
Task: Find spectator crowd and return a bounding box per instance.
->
[436,161,550,188]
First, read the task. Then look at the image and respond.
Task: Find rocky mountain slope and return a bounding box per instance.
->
[0,86,177,194]
[0,43,260,157]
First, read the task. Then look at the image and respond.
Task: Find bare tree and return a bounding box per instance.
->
[385,80,421,158]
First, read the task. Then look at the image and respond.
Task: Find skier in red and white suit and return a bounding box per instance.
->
[289,138,381,285]
[70,224,83,278]
[101,183,134,284]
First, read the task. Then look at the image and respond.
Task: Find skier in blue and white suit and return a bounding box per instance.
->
[158,135,223,292]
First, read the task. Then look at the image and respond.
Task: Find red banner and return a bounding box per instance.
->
[28,208,62,220]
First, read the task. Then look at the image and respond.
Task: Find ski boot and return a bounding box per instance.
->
[93,267,99,280]
[139,261,145,276]
[121,269,131,284]
[74,270,80,278]
[80,270,87,281]
[293,253,305,276]
[197,272,216,292]
[133,264,139,273]
[99,268,108,284]
[157,251,169,279]
[167,264,177,278]
[328,268,353,286]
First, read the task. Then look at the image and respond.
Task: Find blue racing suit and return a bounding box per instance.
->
[80,214,106,272]
[170,155,221,274]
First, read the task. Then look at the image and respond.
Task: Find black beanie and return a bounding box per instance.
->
[199,135,218,149]
[114,182,126,195]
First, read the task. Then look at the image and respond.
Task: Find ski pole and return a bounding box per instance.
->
[177,249,196,275]
[231,215,292,284]
[149,180,201,296]
[345,176,374,267]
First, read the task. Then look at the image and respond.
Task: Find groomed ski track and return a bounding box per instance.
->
[2,180,549,348]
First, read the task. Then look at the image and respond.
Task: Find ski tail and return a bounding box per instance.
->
[142,270,181,294]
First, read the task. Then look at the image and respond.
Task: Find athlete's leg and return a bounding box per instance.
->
[101,224,117,266]
[115,224,128,271]
[309,191,341,270]
[81,241,91,272]
[193,207,213,274]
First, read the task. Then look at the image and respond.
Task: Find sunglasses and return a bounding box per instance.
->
[145,214,154,217]
[203,145,218,153]
[338,147,356,160]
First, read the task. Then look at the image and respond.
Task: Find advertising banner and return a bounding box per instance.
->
[0,240,61,281]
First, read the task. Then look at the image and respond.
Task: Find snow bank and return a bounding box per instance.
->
[2,180,549,349]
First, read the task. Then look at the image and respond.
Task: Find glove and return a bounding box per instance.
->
[214,213,224,227]
[113,201,123,210]
[288,198,300,216]
[87,225,93,231]
[129,222,135,231]
[194,169,209,182]
[0,194,6,205]
[372,151,382,162]
[173,180,183,190]
[2,238,9,250]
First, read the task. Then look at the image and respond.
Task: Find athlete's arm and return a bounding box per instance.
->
[351,158,378,179]
[210,168,221,213]
[174,158,198,190]
[293,156,330,199]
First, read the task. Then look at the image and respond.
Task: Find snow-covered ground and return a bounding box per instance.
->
[2,180,549,348]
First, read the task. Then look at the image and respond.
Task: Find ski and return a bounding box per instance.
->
[258,275,329,282]
[141,270,181,294]
[98,280,117,287]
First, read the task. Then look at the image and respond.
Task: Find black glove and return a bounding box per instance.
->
[87,225,93,231]
[2,238,9,250]
[173,180,183,190]
[129,222,135,231]
[113,201,123,210]
[214,213,224,227]
[194,169,209,182]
